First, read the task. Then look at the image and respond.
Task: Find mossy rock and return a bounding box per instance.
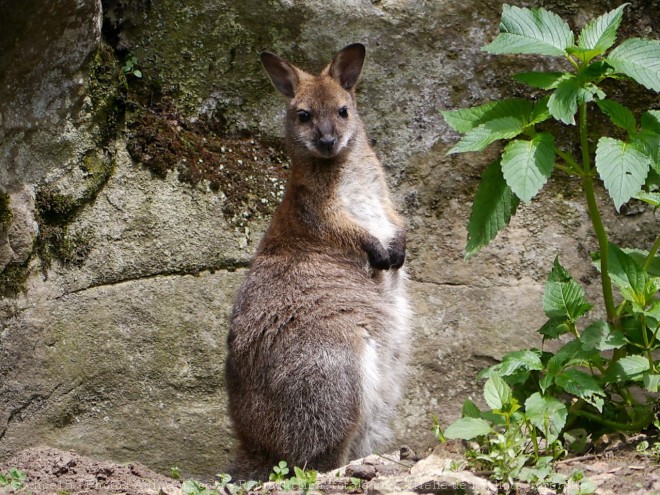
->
[0,192,13,231]
[0,260,30,298]
[87,44,128,146]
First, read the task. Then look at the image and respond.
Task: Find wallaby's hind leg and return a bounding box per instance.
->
[226,335,364,479]
[227,448,274,483]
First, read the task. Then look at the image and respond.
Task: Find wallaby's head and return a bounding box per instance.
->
[261,44,366,159]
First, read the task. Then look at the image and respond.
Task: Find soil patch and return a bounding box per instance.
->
[0,447,181,495]
[1,437,659,494]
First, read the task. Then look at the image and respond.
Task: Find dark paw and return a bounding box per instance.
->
[367,245,391,270]
[388,246,406,269]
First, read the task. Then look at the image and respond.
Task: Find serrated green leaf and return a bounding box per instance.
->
[548,78,579,125]
[543,257,592,320]
[641,110,660,134]
[634,191,660,207]
[513,71,568,89]
[643,373,660,393]
[580,61,612,82]
[554,369,605,411]
[604,355,650,382]
[524,392,567,442]
[578,4,628,54]
[538,317,571,340]
[580,320,626,351]
[623,248,660,277]
[484,375,512,410]
[546,340,583,376]
[539,373,554,394]
[596,137,650,210]
[465,160,520,259]
[483,4,574,57]
[444,417,493,440]
[548,78,604,125]
[442,98,533,133]
[547,257,572,282]
[607,243,648,302]
[462,399,482,419]
[501,133,555,202]
[634,124,660,173]
[529,96,551,125]
[485,349,544,378]
[606,38,660,91]
[567,47,603,65]
[448,116,526,154]
[630,129,660,173]
[596,100,636,134]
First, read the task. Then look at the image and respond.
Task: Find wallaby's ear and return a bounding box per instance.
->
[260,51,299,98]
[327,43,366,91]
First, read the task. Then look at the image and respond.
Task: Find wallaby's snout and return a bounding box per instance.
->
[318,135,337,155]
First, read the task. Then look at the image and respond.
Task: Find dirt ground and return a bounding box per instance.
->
[0,435,659,495]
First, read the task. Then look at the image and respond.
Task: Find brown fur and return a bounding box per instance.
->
[226,44,410,481]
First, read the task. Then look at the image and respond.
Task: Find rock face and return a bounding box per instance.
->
[0,0,658,479]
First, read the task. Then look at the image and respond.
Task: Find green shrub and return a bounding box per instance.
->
[439,3,659,487]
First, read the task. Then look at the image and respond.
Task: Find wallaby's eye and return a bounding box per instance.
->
[297,110,311,123]
[338,106,349,119]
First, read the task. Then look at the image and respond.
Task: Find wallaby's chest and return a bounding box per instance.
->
[338,167,396,247]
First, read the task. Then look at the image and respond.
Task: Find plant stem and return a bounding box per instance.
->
[574,408,652,432]
[555,163,577,176]
[578,103,617,326]
[644,236,660,271]
[555,148,584,175]
[640,313,656,373]
[649,322,660,354]
[528,420,540,458]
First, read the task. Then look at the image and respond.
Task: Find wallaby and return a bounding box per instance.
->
[225,43,410,481]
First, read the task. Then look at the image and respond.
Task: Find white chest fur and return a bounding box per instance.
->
[338,167,397,247]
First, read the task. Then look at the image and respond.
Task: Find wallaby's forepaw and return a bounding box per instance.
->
[388,229,407,269]
[388,246,406,269]
[367,244,392,270]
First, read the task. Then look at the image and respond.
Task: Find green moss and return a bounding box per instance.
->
[0,192,12,231]
[123,0,307,117]
[38,225,95,271]
[33,148,113,273]
[87,43,128,145]
[0,259,30,298]
[35,185,99,273]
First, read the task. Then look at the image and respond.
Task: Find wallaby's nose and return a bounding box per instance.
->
[319,136,337,152]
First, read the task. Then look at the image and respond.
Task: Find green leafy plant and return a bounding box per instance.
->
[268,461,318,492]
[170,466,181,480]
[286,466,318,491]
[181,473,259,495]
[636,439,660,462]
[440,2,659,486]
[347,476,363,491]
[122,55,143,78]
[566,470,597,495]
[0,468,26,490]
[269,460,290,482]
[444,375,568,487]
